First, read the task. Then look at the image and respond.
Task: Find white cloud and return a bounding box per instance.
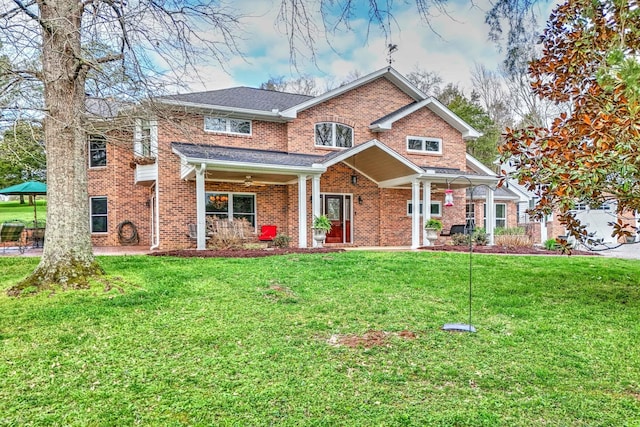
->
[178,0,556,93]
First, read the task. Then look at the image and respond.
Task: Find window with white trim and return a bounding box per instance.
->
[465,203,476,229]
[89,135,107,168]
[204,116,251,135]
[315,122,353,148]
[134,119,158,158]
[407,136,442,154]
[205,192,256,228]
[90,197,108,233]
[483,203,507,228]
[407,201,442,217]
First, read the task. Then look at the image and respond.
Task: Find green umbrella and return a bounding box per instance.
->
[0,181,47,226]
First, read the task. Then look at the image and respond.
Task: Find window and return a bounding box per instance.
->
[140,125,152,157]
[205,192,256,227]
[90,197,108,233]
[407,201,442,217]
[407,136,442,154]
[496,203,507,228]
[89,135,107,168]
[204,116,251,135]
[315,122,353,148]
[466,203,476,229]
[134,119,157,158]
[483,203,507,228]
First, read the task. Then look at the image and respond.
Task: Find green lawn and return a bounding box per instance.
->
[0,200,47,225]
[1,251,639,426]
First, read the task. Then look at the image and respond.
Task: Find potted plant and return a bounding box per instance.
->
[312,215,332,248]
[424,218,443,245]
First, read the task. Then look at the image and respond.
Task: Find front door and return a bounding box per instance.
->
[323,195,352,244]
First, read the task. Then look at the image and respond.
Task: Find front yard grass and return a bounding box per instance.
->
[1,251,639,426]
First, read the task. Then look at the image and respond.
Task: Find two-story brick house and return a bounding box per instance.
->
[87,67,524,251]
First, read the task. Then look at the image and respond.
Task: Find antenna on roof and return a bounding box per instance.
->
[387,44,398,69]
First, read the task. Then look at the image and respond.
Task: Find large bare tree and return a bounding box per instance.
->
[1,0,242,293]
[1,0,543,293]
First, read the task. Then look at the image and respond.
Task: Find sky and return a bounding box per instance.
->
[180,0,559,95]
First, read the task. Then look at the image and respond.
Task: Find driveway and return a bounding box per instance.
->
[598,243,640,260]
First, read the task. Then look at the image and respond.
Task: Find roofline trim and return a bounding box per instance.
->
[280,67,426,118]
[171,146,326,177]
[155,98,290,121]
[371,98,482,139]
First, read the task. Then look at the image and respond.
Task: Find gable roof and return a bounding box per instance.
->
[279,67,425,118]
[155,67,480,140]
[371,99,482,139]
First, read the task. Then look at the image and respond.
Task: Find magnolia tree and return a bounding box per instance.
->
[500,0,640,249]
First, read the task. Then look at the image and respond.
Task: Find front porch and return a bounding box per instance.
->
[171,140,499,251]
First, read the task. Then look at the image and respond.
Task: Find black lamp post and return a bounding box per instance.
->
[441,176,495,333]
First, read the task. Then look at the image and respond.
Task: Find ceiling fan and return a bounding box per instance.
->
[244,175,267,187]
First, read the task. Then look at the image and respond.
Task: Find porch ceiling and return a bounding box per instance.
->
[203,170,296,186]
[341,145,417,183]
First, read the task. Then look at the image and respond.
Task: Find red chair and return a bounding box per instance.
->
[258,225,277,241]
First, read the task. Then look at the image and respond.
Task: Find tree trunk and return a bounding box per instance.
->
[9,0,102,295]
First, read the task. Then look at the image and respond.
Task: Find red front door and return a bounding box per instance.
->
[324,195,344,244]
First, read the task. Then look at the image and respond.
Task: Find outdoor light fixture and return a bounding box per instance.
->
[351,175,358,185]
[358,195,363,205]
[445,188,454,207]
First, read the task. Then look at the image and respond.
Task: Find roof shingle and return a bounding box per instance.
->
[160,87,313,112]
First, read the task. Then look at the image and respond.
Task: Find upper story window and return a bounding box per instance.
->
[204,116,252,135]
[89,135,107,168]
[134,119,158,158]
[407,136,442,154]
[315,122,353,148]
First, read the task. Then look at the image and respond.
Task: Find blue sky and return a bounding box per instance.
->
[182,0,558,94]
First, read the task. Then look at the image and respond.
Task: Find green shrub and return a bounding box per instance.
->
[451,230,488,246]
[494,226,526,235]
[544,238,560,251]
[272,234,291,248]
[424,218,443,231]
[451,233,468,246]
[313,215,332,232]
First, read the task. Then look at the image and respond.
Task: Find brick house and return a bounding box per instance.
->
[87,67,526,250]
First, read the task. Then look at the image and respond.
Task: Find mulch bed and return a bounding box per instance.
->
[149,247,344,258]
[149,245,599,258]
[419,245,599,256]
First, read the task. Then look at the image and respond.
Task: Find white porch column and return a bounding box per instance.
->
[298,174,308,248]
[422,181,432,246]
[411,180,421,249]
[311,175,321,247]
[485,187,495,245]
[195,163,206,250]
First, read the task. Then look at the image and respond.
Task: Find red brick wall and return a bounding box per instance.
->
[88,130,152,247]
[287,78,415,155]
[159,112,288,152]
[378,108,467,171]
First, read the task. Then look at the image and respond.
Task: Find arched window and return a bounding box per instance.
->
[315,122,353,148]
